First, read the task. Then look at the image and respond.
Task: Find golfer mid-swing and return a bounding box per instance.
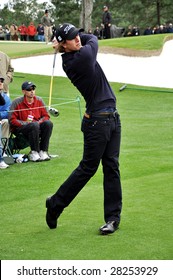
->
[46,23,122,235]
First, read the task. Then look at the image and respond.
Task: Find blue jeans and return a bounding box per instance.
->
[50,112,122,223]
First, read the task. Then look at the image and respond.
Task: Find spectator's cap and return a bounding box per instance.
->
[22,81,36,90]
[55,23,84,42]
[103,5,108,9]
[45,9,48,13]
[0,76,4,81]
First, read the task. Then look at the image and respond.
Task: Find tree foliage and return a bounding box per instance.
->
[0,0,173,32]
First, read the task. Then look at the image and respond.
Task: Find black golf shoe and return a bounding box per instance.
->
[99,221,119,235]
[46,197,58,229]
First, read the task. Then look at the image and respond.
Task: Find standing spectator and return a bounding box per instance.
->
[9,23,18,41]
[9,81,53,162]
[18,23,28,41]
[0,25,5,40]
[37,23,45,42]
[27,22,37,41]
[102,5,112,39]
[0,51,14,95]
[4,25,11,40]
[41,9,53,44]
[0,76,11,169]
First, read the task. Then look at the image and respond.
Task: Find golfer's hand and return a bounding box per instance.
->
[52,39,59,51]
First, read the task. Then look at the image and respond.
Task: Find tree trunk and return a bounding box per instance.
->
[80,0,93,32]
[156,0,161,25]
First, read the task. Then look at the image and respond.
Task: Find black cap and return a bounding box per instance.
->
[55,23,84,42]
[22,81,36,90]
[45,9,48,13]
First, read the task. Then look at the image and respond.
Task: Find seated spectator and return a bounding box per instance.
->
[88,28,93,34]
[124,25,133,37]
[153,25,160,34]
[167,23,173,33]
[143,26,152,35]
[0,76,11,169]
[93,26,101,39]
[99,23,105,39]
[9,81,53,162]
[131,26,140,36]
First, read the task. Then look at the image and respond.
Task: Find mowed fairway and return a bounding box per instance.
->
[0,72,172,260]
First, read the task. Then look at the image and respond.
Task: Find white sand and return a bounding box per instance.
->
[12,40,173,89]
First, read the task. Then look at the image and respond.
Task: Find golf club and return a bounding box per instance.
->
[119,84,127,91]
[119,84,173,93]
[48,51,59,117]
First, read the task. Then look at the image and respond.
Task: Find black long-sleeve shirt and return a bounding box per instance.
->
[61,34,116,113]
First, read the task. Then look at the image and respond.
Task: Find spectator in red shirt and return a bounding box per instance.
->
[9,81,53,162]
[27,22,37,41]
[18,23,28,41]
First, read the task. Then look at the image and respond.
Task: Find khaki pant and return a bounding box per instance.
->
[1,119,10,138]
[44,26,52,44]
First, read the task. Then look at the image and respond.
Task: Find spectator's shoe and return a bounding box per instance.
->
[0,160,9,169]
[39,150,50,161]
[99,221,119,235]
[28,151,40,162]
[3,151,8,157]
[46,197,57,229]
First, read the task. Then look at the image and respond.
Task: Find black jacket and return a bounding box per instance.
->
[102,11,112,25]
[61,34,116,113]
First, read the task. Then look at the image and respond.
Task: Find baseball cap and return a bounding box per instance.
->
[55,23,84,42]
[22,81,36,90]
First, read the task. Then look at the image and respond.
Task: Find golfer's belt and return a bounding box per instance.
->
[84,109,118,119]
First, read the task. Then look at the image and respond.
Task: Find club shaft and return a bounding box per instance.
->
[48,52,57,108]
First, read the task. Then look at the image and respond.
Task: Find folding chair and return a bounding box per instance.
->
[0,122,14,164]
[8,133,30,155]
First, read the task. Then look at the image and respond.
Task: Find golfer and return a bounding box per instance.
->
[46,23,122,235]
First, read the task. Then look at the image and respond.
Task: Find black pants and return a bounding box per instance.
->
[50,113,122,223]
[104,24,111,39]
[15,120,53,152]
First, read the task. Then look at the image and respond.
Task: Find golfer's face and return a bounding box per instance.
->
[65,35,82,52]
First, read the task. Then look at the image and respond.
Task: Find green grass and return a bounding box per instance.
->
[0,41,53,58]
[99,34,173,51]
[0,73,173,260]
[0,33,173,58]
